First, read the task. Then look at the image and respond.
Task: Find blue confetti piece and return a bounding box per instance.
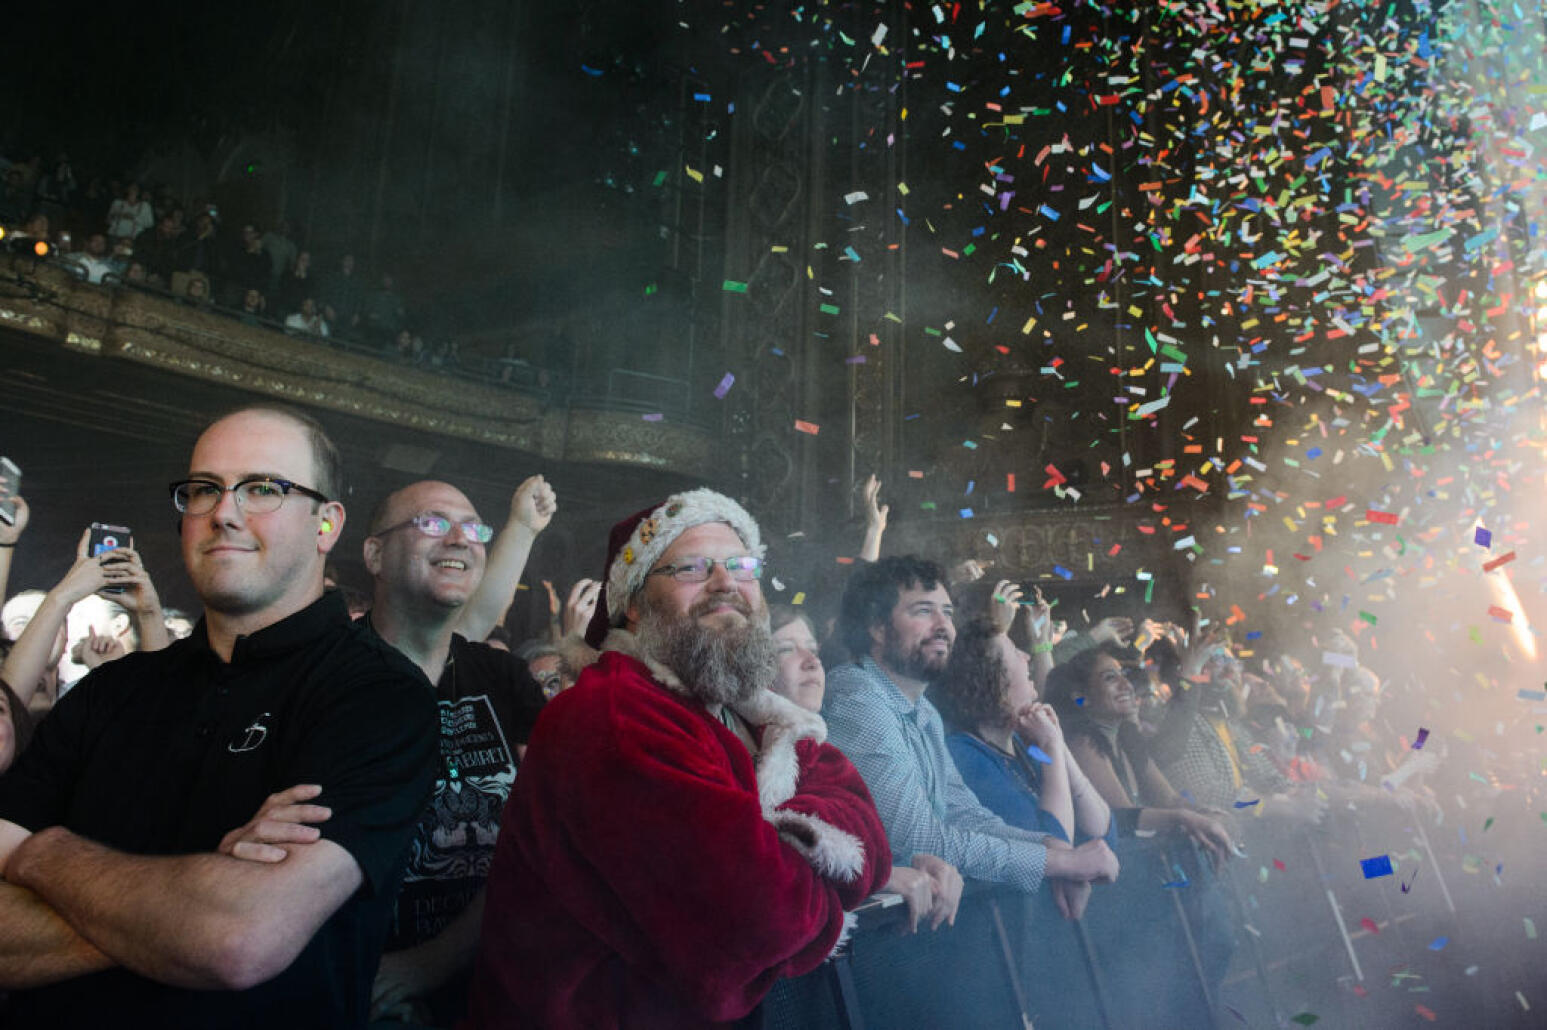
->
[1025,744,1053,764]
[1429,936,1448,951]
[1360,855,1394,879]
[1475,527,1492,548]
[712,372,735,399]
[959,508,975,519]
[1518,689,1547,702]
[580,64,605,77]
[1234,800,1260,809]
[1053,565,1074,580]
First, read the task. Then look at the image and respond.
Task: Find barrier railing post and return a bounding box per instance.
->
[1219,859,1286,1026]
[1301,830,1364,982]
[1159,842,1220,1030]
[827,951,866,1030]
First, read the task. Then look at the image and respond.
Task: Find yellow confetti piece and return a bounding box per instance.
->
[685,166,703,184]
[792,592,806,606]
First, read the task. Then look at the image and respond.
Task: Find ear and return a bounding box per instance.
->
[624,594,640,631]
[362,533,383,576]
[316,501,345,555]
[868,619,886,652]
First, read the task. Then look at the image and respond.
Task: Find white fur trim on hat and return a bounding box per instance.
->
[604,488,765,624]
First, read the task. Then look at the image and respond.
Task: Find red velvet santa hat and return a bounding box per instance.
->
[583,488,765,648]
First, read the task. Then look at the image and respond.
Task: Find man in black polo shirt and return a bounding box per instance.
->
[0,405,437,1029]
[357,479,547,1024]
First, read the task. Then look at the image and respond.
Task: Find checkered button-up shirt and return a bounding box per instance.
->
[823,657,1049,893]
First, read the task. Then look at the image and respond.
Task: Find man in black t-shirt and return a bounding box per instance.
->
[0,405,438,1029]
[357,479,548,1024]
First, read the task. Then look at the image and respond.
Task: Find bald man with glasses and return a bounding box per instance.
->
[0,405,437,1029]
[343,480,547,1025]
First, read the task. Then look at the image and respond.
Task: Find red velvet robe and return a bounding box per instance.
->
[464,633,892,1029]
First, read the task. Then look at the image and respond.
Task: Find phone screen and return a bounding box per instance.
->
[0,457,20,526]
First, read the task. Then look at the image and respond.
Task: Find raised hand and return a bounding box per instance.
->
[862,474,889,534]
[510,474,557,535]
[988,579,1024,636]
[562,578,602,638]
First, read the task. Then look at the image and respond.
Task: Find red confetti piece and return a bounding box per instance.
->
[1273,859,1286,872]
[1488,606,1514,622]
[1482,551,1517,572]
[1006,473,1016,493]
[1415,1004,1436,1021]
[793,420,821,435]
[1365,509,1399,525]
[1360,917,1380,935]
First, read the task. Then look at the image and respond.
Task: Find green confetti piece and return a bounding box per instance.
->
[1145,579,1155,604]
[722,280,748,293]
[1291,1013,1319,1026]
[1359,611,1378,626]
[819,303,841,315]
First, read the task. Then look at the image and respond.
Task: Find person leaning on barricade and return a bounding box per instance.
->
[768,603,964,935]
[0,404,438,1029]
[465,489,892,1029]
[822,556,1119,921]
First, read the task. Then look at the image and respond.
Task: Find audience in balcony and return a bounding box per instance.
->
[104,181,153,241]
[283,297,330,338]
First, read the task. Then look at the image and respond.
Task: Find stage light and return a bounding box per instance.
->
[32,240,49,257]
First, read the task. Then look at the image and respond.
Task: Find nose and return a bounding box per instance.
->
[799,646,820,669]
[704,559,737,591]
[207,485,245,526]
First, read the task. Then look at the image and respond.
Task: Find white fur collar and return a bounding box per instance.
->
[600,627,827,811]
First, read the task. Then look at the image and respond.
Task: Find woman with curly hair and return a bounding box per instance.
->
[934,617,1113,847]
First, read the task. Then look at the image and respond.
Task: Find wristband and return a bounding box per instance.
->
[0,541,14,548]
[1032,641,1055,654]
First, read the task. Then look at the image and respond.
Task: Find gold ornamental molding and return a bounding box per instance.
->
[0,257,716,476]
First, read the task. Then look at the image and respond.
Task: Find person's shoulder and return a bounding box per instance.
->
[333,616,434,693]
[823,660,879,700]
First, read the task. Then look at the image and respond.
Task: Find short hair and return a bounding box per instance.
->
[934,616,1013,731]
[515,638,560,663]
[205,404,344,502]
[767,604,815,637]
[836,555,949,661]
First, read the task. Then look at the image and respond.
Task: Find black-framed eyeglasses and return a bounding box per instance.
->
[373,513,494,544]
[170,477,331,516]
[646,555,763,583]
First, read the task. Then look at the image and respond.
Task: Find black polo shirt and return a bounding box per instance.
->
[0,590,438,1029]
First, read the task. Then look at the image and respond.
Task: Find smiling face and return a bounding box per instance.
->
[1083,654,1138,721]
[364,481,487,615]
[181,410,342,623]
[772,616,824,713]
[630,522,764,633]
[629,522,773,708]
[875,583,955,684]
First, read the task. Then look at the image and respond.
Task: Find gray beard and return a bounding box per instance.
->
[636,596,776,708]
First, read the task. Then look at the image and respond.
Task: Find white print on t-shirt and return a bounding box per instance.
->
[402,694,516,884]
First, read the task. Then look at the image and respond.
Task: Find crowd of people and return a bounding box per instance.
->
[0,145,469,369]
[0,399,1468,1029]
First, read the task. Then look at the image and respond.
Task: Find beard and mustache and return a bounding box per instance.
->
[635,589,776,708]
[882,623,952,684]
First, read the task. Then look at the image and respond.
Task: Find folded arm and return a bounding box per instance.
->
[3,821,361,991]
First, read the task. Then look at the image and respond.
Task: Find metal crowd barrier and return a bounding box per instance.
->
[762,803,1480,1030]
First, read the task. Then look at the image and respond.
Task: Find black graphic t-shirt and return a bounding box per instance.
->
[385,633,547,952]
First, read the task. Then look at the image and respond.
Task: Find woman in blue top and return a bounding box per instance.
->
[936,617,1115,848]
